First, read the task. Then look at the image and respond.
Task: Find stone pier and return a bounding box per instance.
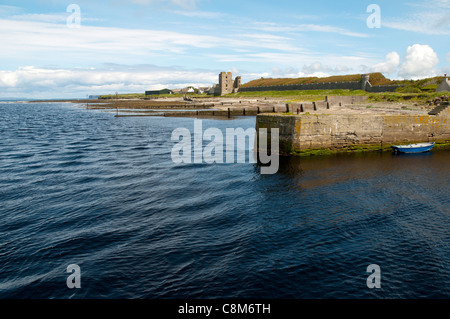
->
[256,108,450,155]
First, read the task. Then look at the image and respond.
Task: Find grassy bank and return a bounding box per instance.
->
[242,72,394,87]
[228,89,367,101]
[241,72,443,90]
[227,89,445,103]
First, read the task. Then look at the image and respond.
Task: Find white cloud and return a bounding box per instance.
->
[398,44,439,79]
[251,22,369,38]
[173,10,226,19]
[383,15,450,35]
[127,0,201,9]
[383,0,450,35]
[0,4,21,15]
[302,62,351,76]
[436,0,450,8]
[10,13,102,23]
[298,24,369,38]
[0,18,310,67]
[0,65,218,98]
[372,52,400,75]
[447,52,450,63]
[229,66,239,74]
[0,18,217,55]
[209,51,369,66]
[291,14,320,21]
[10,13,67,23]
[264,63,359,79]
[271,67,303,78]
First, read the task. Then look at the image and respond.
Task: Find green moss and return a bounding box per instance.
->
[279,140,294,154]
[289,144,389,157]
[291,148,334,157]
[433,141,450,150]
[286,141,450,157]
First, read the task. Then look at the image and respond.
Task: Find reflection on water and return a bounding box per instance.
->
[277,151,443,188]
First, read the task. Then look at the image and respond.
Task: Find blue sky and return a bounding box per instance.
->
[0,0,449,98]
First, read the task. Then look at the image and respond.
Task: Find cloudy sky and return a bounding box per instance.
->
[0,0,449,98]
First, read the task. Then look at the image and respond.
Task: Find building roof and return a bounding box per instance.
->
[180,87,195,93]
[145,88,173,95]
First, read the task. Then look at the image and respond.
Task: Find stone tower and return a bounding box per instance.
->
[361,74,371,91]
[233,76,241,93]
[219,72,233,96]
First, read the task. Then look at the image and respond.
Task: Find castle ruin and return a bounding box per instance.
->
[212,72,241,96]
[210,72,402,95]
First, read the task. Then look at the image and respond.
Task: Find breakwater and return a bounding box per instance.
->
[116,105,287,118]
[256,108,450,155]
[115,96,372,118]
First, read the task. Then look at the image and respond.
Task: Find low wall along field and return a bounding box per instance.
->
[240,81,361,92]
[239,82,401,93]
[256,110,450,155]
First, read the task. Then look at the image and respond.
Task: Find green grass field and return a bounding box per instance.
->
[229,90,445,103]
[228,89,368,101]
[99,89,446,104]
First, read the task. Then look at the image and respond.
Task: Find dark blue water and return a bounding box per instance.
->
[0,102,448,299]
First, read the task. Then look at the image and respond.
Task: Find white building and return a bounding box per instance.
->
[436,75,450,92]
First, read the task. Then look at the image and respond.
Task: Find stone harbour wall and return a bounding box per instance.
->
[256,112,450,155]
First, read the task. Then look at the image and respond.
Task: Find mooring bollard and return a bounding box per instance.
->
[297,108,300,114]
[228,108,231,118]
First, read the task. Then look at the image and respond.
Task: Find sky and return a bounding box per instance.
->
[0,0,449,98]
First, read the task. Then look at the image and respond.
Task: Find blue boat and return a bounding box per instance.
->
[391,142,435,154]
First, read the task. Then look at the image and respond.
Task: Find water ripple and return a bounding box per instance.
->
[0,102,448,299]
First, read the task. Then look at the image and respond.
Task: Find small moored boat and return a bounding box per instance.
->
[391,142,435,154]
